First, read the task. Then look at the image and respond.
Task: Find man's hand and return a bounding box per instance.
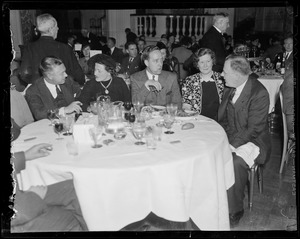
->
[27,185,48,200]
[145,79,162,92]
[24,143,53,161]
[65,101,82,114]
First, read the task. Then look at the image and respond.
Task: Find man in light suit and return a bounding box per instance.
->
[131,45,182,108]
[25,56,82,120]
[201,12,230,73]
[218,55,271,227]
[107,37,124,64]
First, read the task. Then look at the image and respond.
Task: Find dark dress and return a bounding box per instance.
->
[201,81,220,120]
[77,76,131,111]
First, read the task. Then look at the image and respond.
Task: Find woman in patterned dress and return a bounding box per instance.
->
[181,48,224,120]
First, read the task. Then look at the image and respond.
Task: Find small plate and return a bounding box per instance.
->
[150,105,166,111]
[184,109,197,114]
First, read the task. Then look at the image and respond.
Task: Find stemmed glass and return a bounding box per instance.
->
[132,121,146,145]
[89,125,103,148]
[47,109,59,126]
[133,100,144,115]
[163,114,175,134]
[53,121,64,140]
[62,114,75,136]
[166,103,178,117]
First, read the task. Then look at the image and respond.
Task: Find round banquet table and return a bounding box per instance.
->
[12,115,234,231]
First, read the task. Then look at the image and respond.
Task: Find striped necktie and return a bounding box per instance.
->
[229,88,236,103]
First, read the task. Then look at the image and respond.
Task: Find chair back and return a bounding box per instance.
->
[279,89,288,174]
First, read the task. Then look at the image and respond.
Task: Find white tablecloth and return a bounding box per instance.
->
[12,115,234,231]
[258,75,284,113]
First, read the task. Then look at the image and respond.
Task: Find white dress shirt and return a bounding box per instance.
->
[232,79,247,104]
[146,70,158,81]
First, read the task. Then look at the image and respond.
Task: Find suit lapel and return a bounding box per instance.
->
[37,79,56,109]
[218,87,233,121]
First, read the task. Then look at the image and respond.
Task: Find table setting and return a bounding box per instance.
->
[12,100,235,231]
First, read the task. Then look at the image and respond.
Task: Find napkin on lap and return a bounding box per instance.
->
[230,142,260,168]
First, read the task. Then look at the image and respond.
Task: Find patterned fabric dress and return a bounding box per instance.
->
[182,71,224,120]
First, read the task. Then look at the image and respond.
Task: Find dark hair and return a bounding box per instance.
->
[39,56,63,76]
[125,28,131,33]
[125,41,137,50]
[88,54,117,76]
[156,41,167,50]
[99,36,107,44]
[161,34,167,39]
[108,37,116,45]
[180,36,192,46]
[193,48,216,69]
[141,45,160,62]
[81,43,91,51]
[225,54,251,76]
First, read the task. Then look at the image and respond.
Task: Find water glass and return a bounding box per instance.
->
[146,133,157,149]
[152,125,163,141]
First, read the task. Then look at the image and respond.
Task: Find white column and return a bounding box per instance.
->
[10,10,23,60]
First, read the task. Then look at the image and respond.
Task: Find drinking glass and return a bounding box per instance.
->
[133,100,144,114]
[89,125,103,148]
[62,114,75,136]
[166,103,178,117]
[128,112,136,126]
[97,94,111,104]
[54,122,64,140]
[47,109,58,126]
[163,114,175,134]
[132,122,146,145]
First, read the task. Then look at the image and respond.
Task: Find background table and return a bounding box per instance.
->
[257,74,284,113]
[13,115,234,231]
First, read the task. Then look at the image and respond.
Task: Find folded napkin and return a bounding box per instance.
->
[73,115,98,145]
[230,142,260,168]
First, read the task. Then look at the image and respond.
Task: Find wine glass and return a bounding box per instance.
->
[54,122,64,140]
[89,125,103,148]
[163,114,175,134]
[62,114,75,136]
[97,94,111,104]
[47,109,58,126]
[133,100,144,114]
[166,103,178,117]
[132,122,146,145]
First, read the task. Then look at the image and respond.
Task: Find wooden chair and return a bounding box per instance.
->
[279,90,293,174]
[247,162,264,211]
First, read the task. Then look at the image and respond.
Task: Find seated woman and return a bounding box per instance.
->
[156,41,178,74]
[78,44,93,82]
[181,48,224,120]
[77,54,131,112]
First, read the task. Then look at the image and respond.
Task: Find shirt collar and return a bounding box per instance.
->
[44,79,59,98]
[146,70,158,81]
[235,79,247,96]
[213,25,222,34]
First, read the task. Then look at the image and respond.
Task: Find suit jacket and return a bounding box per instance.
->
[200,26,227,73]
[25,76,81,120]
[131,69,182,108]
[110,47,124,64]
[119,55,143,75]
[19,36,85,85]
[171,46,193,80]
[218,74,271,164]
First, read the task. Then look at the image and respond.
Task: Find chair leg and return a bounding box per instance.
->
[257,166,263,194]
[248,167,255,211]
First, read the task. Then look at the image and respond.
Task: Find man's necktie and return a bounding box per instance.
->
[129,57,134,62]
[152,75,156,81]
[230,88,236,103]
[55,85,62,98]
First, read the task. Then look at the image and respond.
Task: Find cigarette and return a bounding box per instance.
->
[24,137,37,142]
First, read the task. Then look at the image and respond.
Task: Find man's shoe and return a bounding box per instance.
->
[229,209,244,228]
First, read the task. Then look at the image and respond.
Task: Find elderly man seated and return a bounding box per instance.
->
[218,55,271,227]
[25,56,82,120]
[131,45,182,108]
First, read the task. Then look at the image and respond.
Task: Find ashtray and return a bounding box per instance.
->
[114,131,127,140]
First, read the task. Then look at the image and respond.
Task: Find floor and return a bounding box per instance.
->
[232,111,297,231]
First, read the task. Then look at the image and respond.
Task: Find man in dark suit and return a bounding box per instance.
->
[107,37,124,64]
[79,28,101,50]
[118,42,144,77]
[10,118,87,232]
[25,56,82,121]
[19,13,85,86]
[201,12,230,73]
[131,45,182,108]
[218,55,271,227]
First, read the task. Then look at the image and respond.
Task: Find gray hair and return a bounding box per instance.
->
[36,13,57,35]
[225,54,251,76]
